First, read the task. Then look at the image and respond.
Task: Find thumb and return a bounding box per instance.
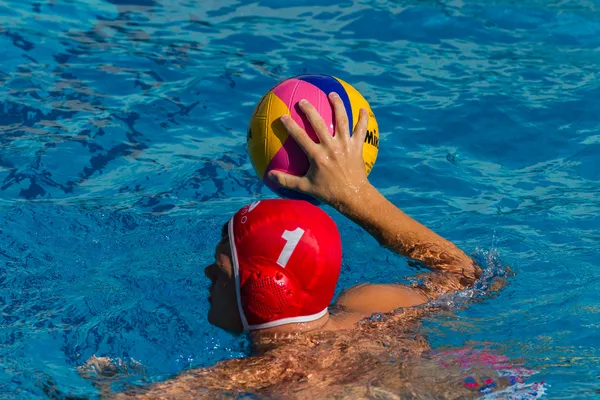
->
[268,170,305,191]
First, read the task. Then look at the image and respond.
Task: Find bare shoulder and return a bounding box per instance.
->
[332,283,429,317]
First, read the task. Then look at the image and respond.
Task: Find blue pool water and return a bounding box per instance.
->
[1,0,599,397]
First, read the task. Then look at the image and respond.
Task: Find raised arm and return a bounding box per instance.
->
[337,183,480,292]
[269,94,481,306]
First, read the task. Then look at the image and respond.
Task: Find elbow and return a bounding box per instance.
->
[459,260,482,289]
[472,261,483,281]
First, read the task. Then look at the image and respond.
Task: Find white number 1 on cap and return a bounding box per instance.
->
[277,228,305,268]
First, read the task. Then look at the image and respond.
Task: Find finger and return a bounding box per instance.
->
[268,170,310,193]
[298,99,332,144]
[328,92,350,141]
[280,115,318,155]
[352,108,369,147]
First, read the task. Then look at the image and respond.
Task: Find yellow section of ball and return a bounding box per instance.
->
[247,91,291,179]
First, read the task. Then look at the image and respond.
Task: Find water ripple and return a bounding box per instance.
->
[1,0,599,398]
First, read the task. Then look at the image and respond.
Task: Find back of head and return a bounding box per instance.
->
[228,199,342,331]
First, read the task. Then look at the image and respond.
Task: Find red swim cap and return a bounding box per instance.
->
[228,199,342,331]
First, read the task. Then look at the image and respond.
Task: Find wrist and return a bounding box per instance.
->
[333,181,380,218]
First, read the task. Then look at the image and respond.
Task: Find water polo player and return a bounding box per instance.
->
[80,93,545,399]
[95,93,507,397]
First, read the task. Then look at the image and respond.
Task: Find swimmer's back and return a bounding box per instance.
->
[116,309,516,400]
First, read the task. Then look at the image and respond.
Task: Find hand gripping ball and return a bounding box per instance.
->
[247,74,379,201]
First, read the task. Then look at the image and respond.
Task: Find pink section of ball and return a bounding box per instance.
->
[272,79,334,144]
[264,79,335,183]
[262,136,310,194]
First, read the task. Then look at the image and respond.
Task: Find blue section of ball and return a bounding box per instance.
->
[297,74,354,133]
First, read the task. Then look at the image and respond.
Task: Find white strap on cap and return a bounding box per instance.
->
[247,308,328,331]
[228,216,250,332]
